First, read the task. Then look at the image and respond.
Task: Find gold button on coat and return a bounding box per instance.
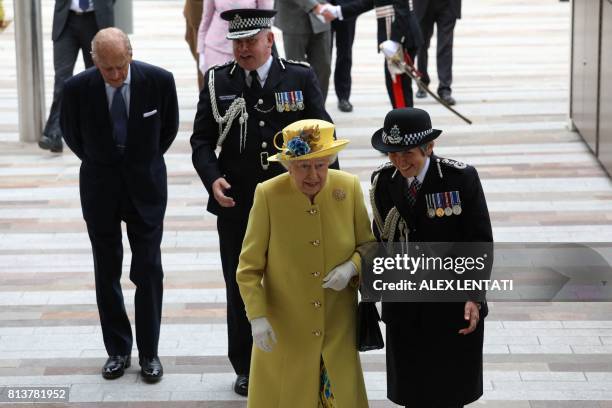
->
[311,239,320,246]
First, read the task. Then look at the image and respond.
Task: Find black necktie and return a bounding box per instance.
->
[79,0,89,11]
[250,70,262,92]
[111,84,128,152]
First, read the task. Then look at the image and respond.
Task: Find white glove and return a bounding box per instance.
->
[198,53,206,75]
[380,40,401,58]
[320,4,342,20]
[322,260,357,291]
[251,317,276,352]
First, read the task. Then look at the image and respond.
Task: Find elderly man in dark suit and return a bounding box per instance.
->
[60,27,179,382]
[370,107,492,407]
[191,8,333,396]
[414,0,462,105]
[40,0,115,153]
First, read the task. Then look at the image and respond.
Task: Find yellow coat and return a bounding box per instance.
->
[237,169,374,408]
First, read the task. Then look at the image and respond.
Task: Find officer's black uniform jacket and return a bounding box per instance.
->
[370,154,493,406]
[191,57,333,220]
[340,0,424,50]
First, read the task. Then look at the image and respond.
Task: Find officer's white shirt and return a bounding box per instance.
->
[245,55,273,88]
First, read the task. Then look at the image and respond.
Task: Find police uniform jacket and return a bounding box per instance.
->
[370,155,493,406]
[340,0,424,50]
[191,57,333,220]
[237,170,373,408]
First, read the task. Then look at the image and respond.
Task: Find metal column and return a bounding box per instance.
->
[114,0,133,34]
[14,0,45,143]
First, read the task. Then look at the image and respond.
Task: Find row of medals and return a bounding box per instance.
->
[425,191,462,218]
[275,91,305,112]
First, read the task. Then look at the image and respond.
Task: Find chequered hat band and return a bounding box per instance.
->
[229,17,272,31]
[382,127,434,145]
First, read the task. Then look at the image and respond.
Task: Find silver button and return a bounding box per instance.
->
[259,120,265,127]
[258,99,263,105]
[261,141,267,149]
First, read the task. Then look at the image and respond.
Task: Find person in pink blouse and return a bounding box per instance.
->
[197,0,274,74]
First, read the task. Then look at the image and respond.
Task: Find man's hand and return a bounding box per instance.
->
[459,301,481,335]
[251,317,276,352]
[198,53,206,75]
[380,40,401,58]
[322,260,357,291]
[313,3,336,22]
[212,177,235,207]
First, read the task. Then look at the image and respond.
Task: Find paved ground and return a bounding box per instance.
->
[1,0,612,406]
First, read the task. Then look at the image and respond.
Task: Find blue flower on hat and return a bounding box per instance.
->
[287,137,311,157]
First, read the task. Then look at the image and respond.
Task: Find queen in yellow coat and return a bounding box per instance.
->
[237,120,374,407]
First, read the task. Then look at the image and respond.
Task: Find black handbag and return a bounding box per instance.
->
[356,301,384,351]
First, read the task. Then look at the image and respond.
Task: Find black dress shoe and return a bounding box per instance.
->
[416,88,427,99]
[438,93,456,106]
[139,356,163,383]
[337,99,353,112]
[102,355,130,379]
[38,135,63,153]
[233,374,248,396]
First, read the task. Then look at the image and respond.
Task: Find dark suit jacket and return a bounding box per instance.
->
[52,0,116,41]
[60,61,179,226]
[413,0,461,20]
[340,0,424,49]
[191,57,333,220]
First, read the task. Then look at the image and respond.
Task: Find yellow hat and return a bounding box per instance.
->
[268,119,349,162]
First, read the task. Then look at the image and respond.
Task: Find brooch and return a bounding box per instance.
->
[332,188,346,201]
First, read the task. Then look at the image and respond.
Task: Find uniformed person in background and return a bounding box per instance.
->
[370,107,492,408]
[324,0,423,108]
[190,8,333,397]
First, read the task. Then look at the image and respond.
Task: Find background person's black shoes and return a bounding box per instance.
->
[102,355,130,379]
[139,356,163,383]
[416,88,427,99]
[233,374,248,396]
[337,99,353,112]
[439,92,456,106]
[38,135,63,153]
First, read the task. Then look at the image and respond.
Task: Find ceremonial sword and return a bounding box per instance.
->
[384,46,473,125]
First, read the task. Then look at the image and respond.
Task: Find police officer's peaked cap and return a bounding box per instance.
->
[220,9,277,40]
[371,108,442,153]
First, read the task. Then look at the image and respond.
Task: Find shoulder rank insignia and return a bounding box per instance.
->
[440,158,467,169]
[212,60,235,70]
[284,58,311,68]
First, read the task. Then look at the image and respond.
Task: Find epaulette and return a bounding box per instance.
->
[212,60,235,71]
[371,161,396,182]
[280,57,310,68]
[438,157,468,170]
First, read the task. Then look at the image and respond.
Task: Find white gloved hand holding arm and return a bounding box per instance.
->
[250,317,276,352]
[198,53,206,75]
[322,260,357,291]
[380,40,401,58]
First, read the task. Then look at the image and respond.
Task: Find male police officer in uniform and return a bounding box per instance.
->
[190,8,332,396]
[369,108,492,407]
[325,0,423,108]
